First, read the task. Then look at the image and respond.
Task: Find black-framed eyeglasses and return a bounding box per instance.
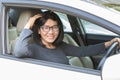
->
[41,25,59,32]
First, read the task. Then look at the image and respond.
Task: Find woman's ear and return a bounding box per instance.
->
[38,29,41,34]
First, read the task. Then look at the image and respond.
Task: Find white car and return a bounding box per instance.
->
[0,0,120,80]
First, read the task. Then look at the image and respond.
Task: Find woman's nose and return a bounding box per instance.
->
[48,28,54,33]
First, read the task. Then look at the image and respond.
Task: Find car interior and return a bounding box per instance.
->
[7,7,118,70]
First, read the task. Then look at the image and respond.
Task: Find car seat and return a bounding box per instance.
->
[63,34,94,69]
[9,8,41,53]
[10,8,94,69]
[8,12,18,54]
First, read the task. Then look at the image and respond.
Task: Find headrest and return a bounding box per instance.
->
[16,9,41,35]
[63,34,79,46]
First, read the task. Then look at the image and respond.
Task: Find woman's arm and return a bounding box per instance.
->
[24,14,41,29]
[14,14,42,57]
[13,29,33,57]
[62,37,120,57]
[62,42,106,57]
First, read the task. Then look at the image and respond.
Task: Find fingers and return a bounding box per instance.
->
[32,14,42,20]
[24,14,42,29]
[30,14,42,22]
[111,37,120,48]
[116,38,120,48]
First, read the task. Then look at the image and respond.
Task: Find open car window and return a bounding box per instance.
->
[6,4,119,72]
[7,7,98,71]
[7,6,119,69]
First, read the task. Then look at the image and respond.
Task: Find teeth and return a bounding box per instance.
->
[48,37,54,39]
[48,36,54,38]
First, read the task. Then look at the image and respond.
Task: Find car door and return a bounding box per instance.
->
[0,54,101,80]
[0,0,102,80]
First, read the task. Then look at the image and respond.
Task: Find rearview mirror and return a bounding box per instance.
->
[102,54,120,80]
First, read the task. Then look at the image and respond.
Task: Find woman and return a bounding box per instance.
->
[14,11,120,64]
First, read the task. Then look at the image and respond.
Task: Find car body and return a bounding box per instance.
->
[102,54,120,80]
[0,0,120,80]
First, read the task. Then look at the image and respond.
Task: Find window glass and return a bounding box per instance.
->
[81,19,118,36]
[55,12,72,32]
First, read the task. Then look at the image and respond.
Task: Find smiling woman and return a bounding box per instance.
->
[11,7,120,71]
[8,4,120,69]
[8,8,95,69]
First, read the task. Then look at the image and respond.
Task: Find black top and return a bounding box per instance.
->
[14,29,106,64]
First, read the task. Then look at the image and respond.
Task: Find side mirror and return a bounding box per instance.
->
[102,54,120,80]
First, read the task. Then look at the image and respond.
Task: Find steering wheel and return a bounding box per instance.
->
[97,42,119,70]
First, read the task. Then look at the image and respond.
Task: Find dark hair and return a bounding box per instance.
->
[33,11,64,46]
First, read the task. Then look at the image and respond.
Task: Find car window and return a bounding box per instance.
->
[7,7,95,70]
[81,19,118,36]
[56,12,72,32]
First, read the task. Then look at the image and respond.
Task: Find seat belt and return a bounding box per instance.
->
[76,31,85,46]
[67,15,85,46]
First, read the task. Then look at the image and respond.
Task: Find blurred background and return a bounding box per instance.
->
[85,0,120,12]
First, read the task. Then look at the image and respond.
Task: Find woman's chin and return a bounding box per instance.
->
[47,40,55,44]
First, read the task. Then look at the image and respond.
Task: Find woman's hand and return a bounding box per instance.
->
[105,37,120,48]
[24,14,42,29]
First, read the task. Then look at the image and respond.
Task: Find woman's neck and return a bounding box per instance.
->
[45,44,56,49]
[41,40,56,49]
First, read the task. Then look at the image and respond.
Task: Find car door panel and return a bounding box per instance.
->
[0,54,101,80]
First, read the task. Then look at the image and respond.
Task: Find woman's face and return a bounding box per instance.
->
[38,19,59,45]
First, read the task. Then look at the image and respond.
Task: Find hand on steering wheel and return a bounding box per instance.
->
[97,42,119,70]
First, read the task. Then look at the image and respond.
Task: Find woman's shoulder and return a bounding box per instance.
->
[59,41,67,45]
[58,41,70,48]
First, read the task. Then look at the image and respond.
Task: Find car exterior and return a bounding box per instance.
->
[0,0,120,80]
[102,54,120,80]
